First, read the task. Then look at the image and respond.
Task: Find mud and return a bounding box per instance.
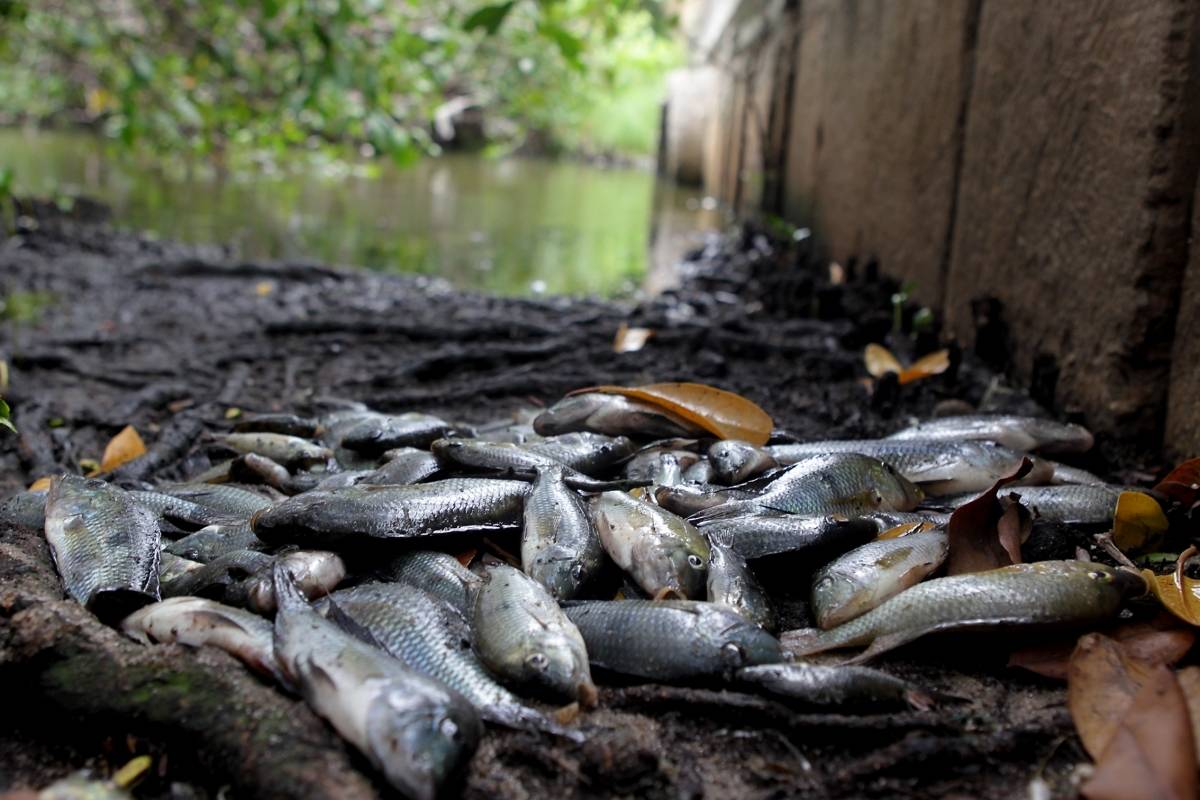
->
[0,202,1156,797]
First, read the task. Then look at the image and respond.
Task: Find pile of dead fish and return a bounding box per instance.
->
[1,389,1146,799]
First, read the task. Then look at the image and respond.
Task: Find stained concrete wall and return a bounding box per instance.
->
[661,0,1200,453]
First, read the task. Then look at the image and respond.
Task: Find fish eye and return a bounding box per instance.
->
[721,642,747,664]
[439,717,460,741]
[526,652,549,672]
[1088,570,1113,582]
[687,554,704,569]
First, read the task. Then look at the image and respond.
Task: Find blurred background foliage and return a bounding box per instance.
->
[0,0,680,168]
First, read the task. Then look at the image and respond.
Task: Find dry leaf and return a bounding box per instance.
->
[1153,457,1200,507]
[28,476,52,491]
[1009,617,1195,680]
[95,425,147,474]
[1112,491,1169,554]
[572,382,774,446]
[1142,546,1200,626]
[1081,664,1197,800]
[945,458,1033,575]
[864,344,903,378]
[612,323,654,353]
[255,280,274,296]
[898,349,951,384]
[1067,632,1157,759]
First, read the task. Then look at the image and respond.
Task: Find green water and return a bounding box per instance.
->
[0,129,721,296]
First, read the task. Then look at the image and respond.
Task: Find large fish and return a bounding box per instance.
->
[735,663,933,711]
[163,484,277,519]
[591,490,710,599]
[521,466,605,600]
[886,414,1093,454]
[564,600,783,680]
[272,566,481,800]
[699,512,878,560]
[337,412,452,455]
[43,475,161,620]
[471,564,596,705]
[783,560,1142,663]
[251,478,530,545]
[432,438,626,491]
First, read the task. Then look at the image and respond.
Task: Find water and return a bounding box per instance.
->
[0,129,722,296]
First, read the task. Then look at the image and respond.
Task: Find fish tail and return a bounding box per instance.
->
[271,562,307,611]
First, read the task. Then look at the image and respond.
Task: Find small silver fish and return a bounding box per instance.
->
[706,540,775,630]
[534,393,705,439]
[886,414,1093,454]
[591,490,710,599]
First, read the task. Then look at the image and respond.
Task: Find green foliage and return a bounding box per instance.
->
[0,0,678,164]
[0,397,14,434]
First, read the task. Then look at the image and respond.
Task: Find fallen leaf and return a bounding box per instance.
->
[255,280,274,296]
[1067,632,1157,760]
[898,349,951,384]
[1081,664,1197,800]
[95,425,147,474]
[1142,546,1200,626]
[454,548,477,568]
[864,343,903,378]
[1153,457,1200,507]
[28,476,52,491]
[572,382,774,445]
[945,458,1033,575]
[224,407,242,420]
[875,520,936,540]
[1009,616,1195,680]
[612,323,654,353]
[78,458,100,475]
[1112,491,1169,554]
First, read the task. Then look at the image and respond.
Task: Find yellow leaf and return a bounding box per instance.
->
[112,755,152,789]
[572,382,774,446]
[255,281,275,296]
[224,407,242,419]
[95,425,147,474]
[898,349,951,384]
[875,520,936,540]
[612,323,654,353]
[1142,546,1200,626]
[1112,491,1169,554]
[28,476,52,491]
[0,358,8,393]
[864,344,903,378]
[79,458,100,475]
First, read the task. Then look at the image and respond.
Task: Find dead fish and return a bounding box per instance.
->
[858,511,950,534]
[164,522,268,563]
[234,412,320,438]
[563,600,783,680]
[251,479,530,546]
[591,490,710,599]
[1005,485,1124,524]
[272,566,481,799]
[521,466,605,601]
[472,564,596,705]
[623,449,698,486]
[654,484,746,517]
[161,548,274,599]
[127,490,220,530]
[767,440,1050,495]
[320,581,578,738]
[370,447,442,484]
[1046,461,1106,486]
[159,551,204,584]
[122,596,281,681]
[431,438,624,492]
[706,540,775,631]
[886,414,1094,454]
[708,440,778,485]
[523,432,637,475]
[682,459,716,484]
[216,433,332,469]
[783,560,1142,663]
[699,512,879,560]
[534,392,706,439]
[164,483,277,519]
[242,550,346,613]
[227,453,315,494]
[380,550,482,616]
[338,412,452,455]
[44,475,160,619]
[811,529,950,629]
[735,663,934,711]
[0,488,48,528]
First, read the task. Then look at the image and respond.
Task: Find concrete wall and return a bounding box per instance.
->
[661,0,1200,454]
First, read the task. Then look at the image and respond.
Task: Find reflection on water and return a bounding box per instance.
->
[0,129,722,296]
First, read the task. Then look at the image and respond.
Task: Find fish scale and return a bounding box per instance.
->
[381,550,482,615]
[521,466,604,600]
[165,484,276,519]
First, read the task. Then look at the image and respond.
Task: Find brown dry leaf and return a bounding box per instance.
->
[1112,491,1169,554]
[1177,666,1200,764]
[1142,546,1200,626]
[612,323,654,353]
[573,382,774,445]
[28,476,53,491]
[1081,664,1197,800]
[945,458,1032,575]
[1067,632,1158,759]
[454,548,478,568]
[255,280,274,296]
[1009,617,1195,680]
[93,425,147,475]
[863,343,903,378]
[898,349,951,385]
[1153,457,1200,507]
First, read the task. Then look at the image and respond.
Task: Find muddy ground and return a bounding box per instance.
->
[0,201,1162,798]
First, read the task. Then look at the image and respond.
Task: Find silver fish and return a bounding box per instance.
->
[706,540,775,630]
[233,412,320,438]
[523,432,637,475]
[159,551,204,584]
[1005,484,1124,524]
[564,600,783,680]
[164,522,267,563]
[735,663,933,711]
[0,488,48,528]
[521,466,605,600]
[272,566,481,799]
[591,490,710,599]
[472,564,596,705]
[811,529,949,629]
[708,440,778,485]
[533,393,705,439]
[161,548,274,599]
[682,459,716,484]
[886,414,1093,454]
[243,550,345,613]
[122,596,281,681]
[44,475,160,619]
[700,512,879,560]
[381,550,483,616]
[127,490,219,530]
[217,433,332,469]
[783,560,1142,663]
[370,447,442,484]
[338,412,452,455]
[164,484,277,519]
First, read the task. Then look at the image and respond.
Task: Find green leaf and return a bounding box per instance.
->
[0,398,15,434]
[537,21,584,69]
[463,2,515,35]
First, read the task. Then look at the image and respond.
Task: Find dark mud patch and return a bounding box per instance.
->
[0,204,1151,797]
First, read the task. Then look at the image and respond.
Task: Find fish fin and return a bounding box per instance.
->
[482,705,586,743]
[688,501,763,525]
[843,631,920,665]
[904,688,936,711]
[324,598,387,650]
[563,474,650,493]
[89,588,158,626]
[779,627,830,656]
[271,563,308,611]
